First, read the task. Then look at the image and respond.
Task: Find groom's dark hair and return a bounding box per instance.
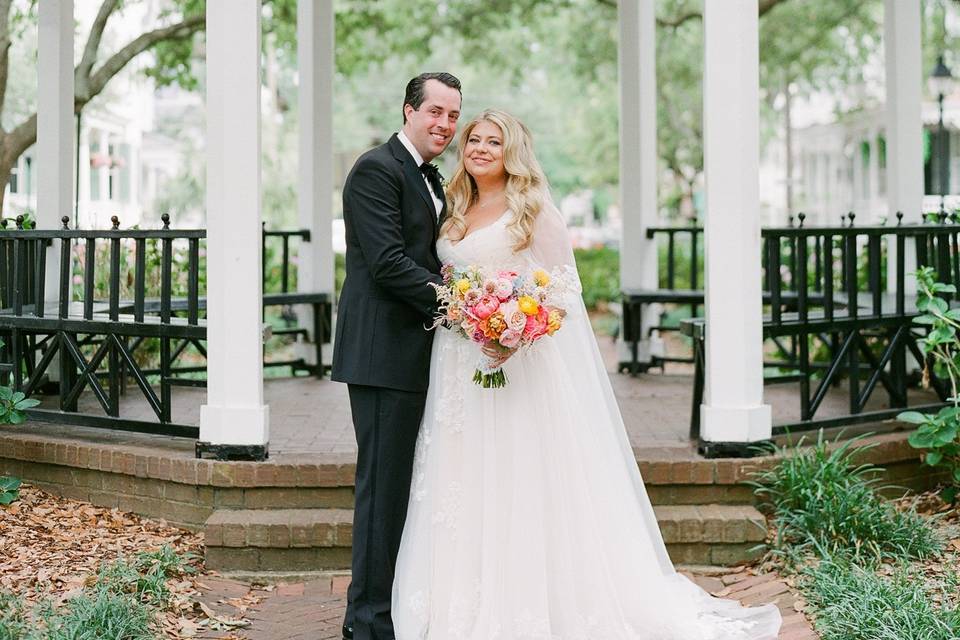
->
[403,72,462,124]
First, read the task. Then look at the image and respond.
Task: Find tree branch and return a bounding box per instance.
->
[656,0,791,29]
[0,0,13,127]
[83,13,205,109]
[4,113,36,167]
[75,0,121,97]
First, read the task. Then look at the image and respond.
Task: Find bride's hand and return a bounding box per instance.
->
[481,344,512,368]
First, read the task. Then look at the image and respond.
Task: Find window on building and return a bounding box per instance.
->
[118,144,131,203]
[90,132,102,201]
[877,135,887,196]
[861,140,871,199]
[8,165,18,194]
[108,143,115,201]
[823,153,833,201]
[951,130,959,195]
[24,157,32,196]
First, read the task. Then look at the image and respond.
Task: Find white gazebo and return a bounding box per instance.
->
[36,0,927,458]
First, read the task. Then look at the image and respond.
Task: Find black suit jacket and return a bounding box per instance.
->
[332,134,445,392]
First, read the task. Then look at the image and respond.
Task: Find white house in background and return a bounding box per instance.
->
[793,91,960,225]
[4,0,195,228]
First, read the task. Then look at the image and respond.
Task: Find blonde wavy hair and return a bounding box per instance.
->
[441,109,549,252]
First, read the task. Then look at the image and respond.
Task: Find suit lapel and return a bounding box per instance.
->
[389,135,438,233]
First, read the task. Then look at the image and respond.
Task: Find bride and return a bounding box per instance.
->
[391,109,782,640]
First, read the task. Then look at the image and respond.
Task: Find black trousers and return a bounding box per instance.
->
[343,384,426,640]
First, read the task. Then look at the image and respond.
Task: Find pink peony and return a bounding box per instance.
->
[499,329,522,348]
[463,289,481,306]
[523,306,550,339]
[473,294,501,320]
[493,278,514,301]
[482,279,498,295]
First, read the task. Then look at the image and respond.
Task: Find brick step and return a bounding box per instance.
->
[204,508,354,572]
[203,505,768,573]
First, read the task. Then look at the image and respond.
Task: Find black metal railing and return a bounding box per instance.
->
[683,213,960,438]
[0,214,206,437]
[262,226,310,295]
[646,223,703,291]
[261,226,330,376]
[0,215,332,438]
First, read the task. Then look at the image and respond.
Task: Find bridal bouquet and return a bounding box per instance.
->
[430,263,572,388]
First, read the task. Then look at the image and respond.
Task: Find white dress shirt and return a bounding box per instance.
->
[397,130,443,217]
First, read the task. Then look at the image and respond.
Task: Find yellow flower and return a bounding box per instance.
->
[456,279,471,295]
[533,269,551,287]
[518,295,540,316]
[547,309,563,335]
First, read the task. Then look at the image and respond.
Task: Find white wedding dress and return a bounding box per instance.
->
[392,204,782,640]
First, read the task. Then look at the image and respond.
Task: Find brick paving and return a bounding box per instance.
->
[194,570,817,640]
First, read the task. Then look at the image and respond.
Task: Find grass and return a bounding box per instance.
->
[751,431,958,639]
[801,554,960,640]
[751,432,941,562]
[0,546,193,640]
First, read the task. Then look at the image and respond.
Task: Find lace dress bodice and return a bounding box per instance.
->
[436,210,530,274]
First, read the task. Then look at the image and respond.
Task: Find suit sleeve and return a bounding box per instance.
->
[344,157,442,320]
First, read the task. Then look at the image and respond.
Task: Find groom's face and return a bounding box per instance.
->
[403,80,461,162]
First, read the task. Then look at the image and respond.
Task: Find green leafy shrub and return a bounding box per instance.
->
[897,265,960,502]
[573,247,619,309]
[0,386,40,426]
[750,433,941,562]
[0,477,20,506]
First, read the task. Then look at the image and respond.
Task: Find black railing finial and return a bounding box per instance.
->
[896,211,904,226]
[15,215,23,230]
[788,214,794,227]
[161,213,170,229]
[797,212,806,228]
[939,211,949,224]
[840,215,846,227]
[951,212,960,224]
[1,219,8,229]
[847,211,855,226]
[111,215,120,230]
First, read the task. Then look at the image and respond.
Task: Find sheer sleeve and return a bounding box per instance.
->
[527,199,582,301]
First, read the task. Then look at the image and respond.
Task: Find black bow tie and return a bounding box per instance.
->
[420,162,444,198]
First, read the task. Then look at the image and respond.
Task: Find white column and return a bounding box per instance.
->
[37,0,72,303]
[295,0,335,366]
[199,0,269,449]
[700,0,772,445]
[37,0,72,382]
[885,0,923,292]
[617,0,662,365]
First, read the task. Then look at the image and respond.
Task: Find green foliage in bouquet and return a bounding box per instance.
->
[898,266,960,503]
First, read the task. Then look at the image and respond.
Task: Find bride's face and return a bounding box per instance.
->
[463,121,505,182]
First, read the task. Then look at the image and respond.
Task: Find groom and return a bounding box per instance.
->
[331,72,462,640]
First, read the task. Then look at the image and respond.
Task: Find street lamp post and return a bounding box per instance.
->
[929,55,954,216]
